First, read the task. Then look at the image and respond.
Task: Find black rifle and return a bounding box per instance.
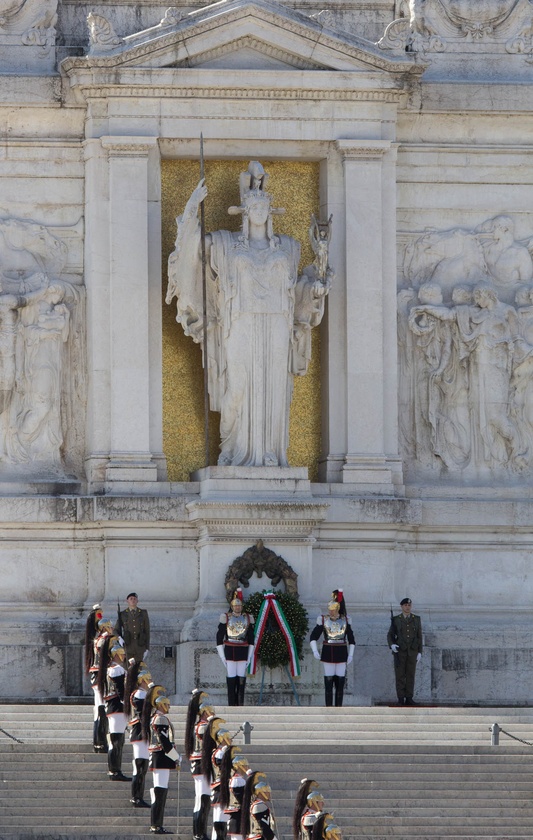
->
[116,597,123,639]
[389,606,399,669]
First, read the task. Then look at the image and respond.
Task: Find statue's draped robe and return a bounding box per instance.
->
[167,214,325,467]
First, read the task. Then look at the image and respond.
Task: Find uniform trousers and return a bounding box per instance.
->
[395,650,418,700]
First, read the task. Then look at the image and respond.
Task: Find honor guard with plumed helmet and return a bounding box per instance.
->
[201,716,233,840]
[241,771,278,840]
[141,684,180,834]
[293,779,324,840]
[387,597,423,705]
[217,588,255,706]
[310,590,355,707]
[185,690,215,840]
[124,658,153,808]
[84,604,110,753]
[97,634,130,782]
[311,814,341,840]
[220,746,251,840]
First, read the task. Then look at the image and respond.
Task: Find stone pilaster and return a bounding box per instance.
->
[335,139,403,494]
[84,136,165,491]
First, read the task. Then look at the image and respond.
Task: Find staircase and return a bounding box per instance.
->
[1,705,533,839]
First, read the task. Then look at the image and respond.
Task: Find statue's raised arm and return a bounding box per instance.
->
[166,178,210,344]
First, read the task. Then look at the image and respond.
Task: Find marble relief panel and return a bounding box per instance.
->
[0,215,85,480]
[398,215,533,482]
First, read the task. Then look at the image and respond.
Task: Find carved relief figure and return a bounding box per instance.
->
[166,161,332,468]
[400,216,533,479]
[0,216,83,476]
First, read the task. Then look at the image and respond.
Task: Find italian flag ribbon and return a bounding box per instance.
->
[249,591,301,677]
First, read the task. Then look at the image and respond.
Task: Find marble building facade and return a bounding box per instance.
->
[1,0,533,704]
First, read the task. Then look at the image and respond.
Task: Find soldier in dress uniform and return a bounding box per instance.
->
[84,605,111,753]
[310,590,355,707]
[142,684,181,835]
[185,690,215,840]
[216,589,255,706]
[387,597,423,706]
[292,779,324,840]
[97,635,131,782]
[241,771,278,840]
[115,592,150,664]
[201,716,233,840]
[220,746,251,840]
[311,814,341,840]
[124,658,153,808]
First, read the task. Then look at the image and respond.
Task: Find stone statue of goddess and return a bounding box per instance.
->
[166,161,333,468]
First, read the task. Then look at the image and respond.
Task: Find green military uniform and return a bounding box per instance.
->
[387,611,422,704]
[115,607,150,664]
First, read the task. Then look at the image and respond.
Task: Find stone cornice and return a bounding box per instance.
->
[100,136,159,156]
[335,138,392,159]
[65,81,405,104]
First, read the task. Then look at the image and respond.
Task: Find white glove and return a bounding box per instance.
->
[417,652,422,663]
[310,640,320,661]
[143,650,149,659]
[247,646,255,666]
[391,644,399,653]
[216,644,227,667]
[347,644,355,665]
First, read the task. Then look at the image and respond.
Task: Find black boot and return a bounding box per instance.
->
[150,786,170,833]
[107,733,130,781]
[226,677,237,706]
[237,677,246,706]
[213,822,227,840]
[324,676,334,707]
[198,793,210,840]
[93,706,107,752]
[130,758,150,807]
[98,705,108,746]
[334,676,345,707]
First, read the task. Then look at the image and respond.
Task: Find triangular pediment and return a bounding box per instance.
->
[63,0,421,76]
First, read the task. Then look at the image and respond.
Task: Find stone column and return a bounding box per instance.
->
[335,139,403,493]
[86,136,162,490]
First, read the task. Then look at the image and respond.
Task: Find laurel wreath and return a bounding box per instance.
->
[243,589,309,671]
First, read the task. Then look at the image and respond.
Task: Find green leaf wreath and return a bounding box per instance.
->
[243,589,309,671]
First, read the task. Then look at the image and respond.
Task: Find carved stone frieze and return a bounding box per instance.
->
[379,0,533,61]
[0,0,57,55]
[398,216,533,481]
[0,216,85,479]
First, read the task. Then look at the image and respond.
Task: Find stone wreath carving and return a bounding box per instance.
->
[224,540,298,603]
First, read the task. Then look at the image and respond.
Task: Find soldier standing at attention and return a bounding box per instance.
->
[116,592,150,664]
[387,597,423,706]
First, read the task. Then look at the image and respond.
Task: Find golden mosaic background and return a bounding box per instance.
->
[161,159,322,482]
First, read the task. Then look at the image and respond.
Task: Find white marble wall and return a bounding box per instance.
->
[0,0,533,704]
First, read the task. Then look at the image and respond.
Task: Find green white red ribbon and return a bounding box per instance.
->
[249,591,301,677]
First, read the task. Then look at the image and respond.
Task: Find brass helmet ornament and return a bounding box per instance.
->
[97,616,114,634]
[232,750,250,776]
[199,700,215,719]
[307,789,325,812]
[149,684,171,714]
[109,636,125,661]
[323,815,342,840]
[230,587,244,610]
[327,589,345,616]
[137,661,152,685]
[254,775,272,802]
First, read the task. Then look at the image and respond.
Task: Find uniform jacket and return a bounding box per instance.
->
[116,607,150,651]
[387,613,423,654]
